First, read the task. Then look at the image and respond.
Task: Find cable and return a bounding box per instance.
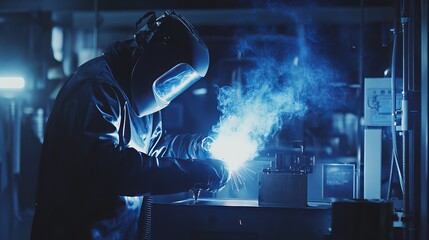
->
[390,27,405,197]
[387,151,394,199]
[394,146,404,193]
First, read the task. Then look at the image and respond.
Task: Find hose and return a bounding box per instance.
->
[141,195,152,240]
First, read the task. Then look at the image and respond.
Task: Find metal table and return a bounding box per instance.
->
[151,198,331,240]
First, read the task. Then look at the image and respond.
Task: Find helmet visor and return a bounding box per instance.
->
[153,63,201,103]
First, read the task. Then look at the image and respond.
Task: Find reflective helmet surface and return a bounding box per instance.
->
[130,10,209,116]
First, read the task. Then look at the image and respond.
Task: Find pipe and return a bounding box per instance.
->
[401,0,412,239]
[402,130,410,240]
[387,152,394,199]
[10,100,23,229]
[391,27,398,159]
[93,0,99,55]
[10,101,21,175]
[401,0,410,132]
[355,0,365,199]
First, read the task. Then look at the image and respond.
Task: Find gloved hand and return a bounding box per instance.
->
[191,158,231,192]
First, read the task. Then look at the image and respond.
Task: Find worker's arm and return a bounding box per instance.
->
[75,82,228,196]
[148,130,211,159]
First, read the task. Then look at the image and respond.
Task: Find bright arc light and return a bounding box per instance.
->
[208,133,258,171]
[0,77,25,89]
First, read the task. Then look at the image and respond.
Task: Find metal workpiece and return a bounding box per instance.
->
[258,146,315,207]
[151,199,331,240]
[267,151,315,175]
[258,172,308,207]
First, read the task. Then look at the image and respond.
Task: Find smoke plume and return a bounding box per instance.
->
[208,13,344,170]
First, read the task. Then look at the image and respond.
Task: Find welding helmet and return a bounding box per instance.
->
[131,10,209,116]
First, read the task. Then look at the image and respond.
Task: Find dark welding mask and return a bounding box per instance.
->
[131,10,209,116]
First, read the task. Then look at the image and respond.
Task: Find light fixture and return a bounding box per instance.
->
[0,77,25,89]
[192,87,207,96]
[51,26,64,62]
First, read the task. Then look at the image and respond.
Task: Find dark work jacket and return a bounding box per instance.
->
[31,44,207,239]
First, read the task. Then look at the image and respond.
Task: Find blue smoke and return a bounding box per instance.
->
[207,11,345,169]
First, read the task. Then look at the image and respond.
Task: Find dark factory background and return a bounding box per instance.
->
[0,0,427,239]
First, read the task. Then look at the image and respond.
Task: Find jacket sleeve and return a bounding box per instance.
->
[148,130,212,160]
[73,81,202,196]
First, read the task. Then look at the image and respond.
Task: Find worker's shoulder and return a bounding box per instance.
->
[57,57,121,102]
[73,57,112,82]
[66,57,119,91]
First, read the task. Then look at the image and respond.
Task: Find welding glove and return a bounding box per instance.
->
[191,158,231,192]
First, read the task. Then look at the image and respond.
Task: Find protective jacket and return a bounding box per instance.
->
[31,42,211,239]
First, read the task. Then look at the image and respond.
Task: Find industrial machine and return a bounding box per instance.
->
[363,77,402,199]
[258,143,315,207]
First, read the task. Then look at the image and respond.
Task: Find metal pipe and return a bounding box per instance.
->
[391,27,398,157]
[401,0,412,238]
[402,130,410,240]
[355,0,365,199]
[10,100,23,234]
[401,0,410,131]
[387,152,394,199]
[419,0,428,239]
[10,100,21,175]
[93,0,99,55]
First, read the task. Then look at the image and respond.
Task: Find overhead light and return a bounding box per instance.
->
[0,77,25,89]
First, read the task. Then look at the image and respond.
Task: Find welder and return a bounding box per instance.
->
[31,10,230,240]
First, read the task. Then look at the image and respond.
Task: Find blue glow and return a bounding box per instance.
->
[207,27,343,171]
[123,196,142,210]
[154,63,200,103]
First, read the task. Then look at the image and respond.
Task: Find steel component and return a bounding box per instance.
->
[258,144,315,207]
[258,172,308,207]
